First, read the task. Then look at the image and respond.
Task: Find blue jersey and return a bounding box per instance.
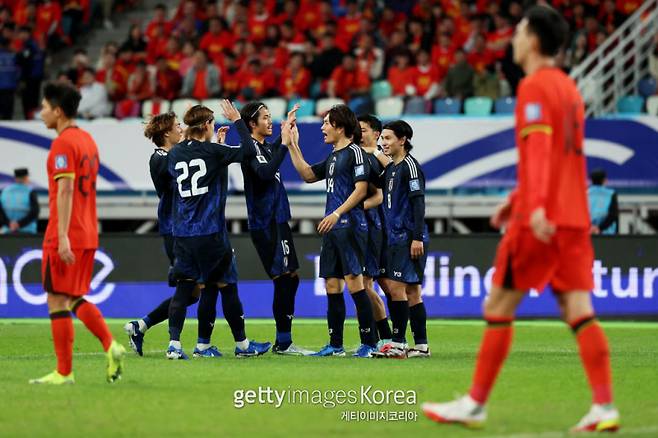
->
[241,136,292,230]
[149,147,174,235]
[365,152,384,230]
[311,143,369,230]
[168,119,251,237]
[382,154,428,245]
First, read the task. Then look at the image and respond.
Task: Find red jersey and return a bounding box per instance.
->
[44,127,99,249]
[329,66,370,101]
[467,49,495,73]
[411,65,439,96]
[430,44,455,80]
[388,65,413,95]
[280,67,311,98]
[199,31,234,65]
[511,67,589,230]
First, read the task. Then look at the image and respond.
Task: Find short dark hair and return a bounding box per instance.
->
[382,120,414,151]
[43,81,81,118]
[590,168,607,185]
[327,104,358,140]
[524,5,568,57]
[144,111,176,147]
[357,114,382,134]
[240,101,267,132]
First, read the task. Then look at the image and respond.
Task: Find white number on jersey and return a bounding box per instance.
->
[327,178,335,193]
[175,159,209,198]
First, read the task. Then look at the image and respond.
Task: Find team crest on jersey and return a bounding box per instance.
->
[525,103,542,121]
[354,164,365,177]
[409,179,420,191]
[55,154,68,169]
[256,155,267,164]
[329,162,335,176]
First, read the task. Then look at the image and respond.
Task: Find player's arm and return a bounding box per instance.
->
[374,148,392,169]
[287,124,319,183]
[317,181,368,234]
[363,184,383,210]
[406,163,426,259]
[150,154,170,198]
[215,100,251,164]
[56,176,75,265]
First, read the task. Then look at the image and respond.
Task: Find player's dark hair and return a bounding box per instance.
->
[357,114,382,134]
[240,101,267,133]
[144,111,176,147]
[383,120,414,151]
[590,168,607,186]
[43,81,81,119]
[524,5,568,57]
[184,104,214,139]
[327,104,358,140]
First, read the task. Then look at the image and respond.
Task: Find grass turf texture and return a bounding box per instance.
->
[0,319,656,437]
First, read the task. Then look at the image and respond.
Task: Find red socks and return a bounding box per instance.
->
[72,299,113,352]
[50,311,74,376]
[469,317,514,404]
[571,316,613,404]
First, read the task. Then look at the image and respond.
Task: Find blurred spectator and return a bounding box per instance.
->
[279,51,311,99]
[62,0,87,44]
[487,14,513,60]
[354,33,384,81]
[182,49,220,100]
[431,32,455,81]
[0,36,18,119]
[154,56,181,100]
[145,3,172,41]
[239,58,275,100]
[388,52,414,96]
[309,33,343,81]
[566,33,589,71]
[588,168,619,235]
[16,25,45,119]
[199,17,233,66]
[407,18,429,55]
[35,0,63,48]
[179,40,196,77]
[336,0,361,52]
[221,52,240,100]
[616,0,642,15]
[78,67,112,119]
[444,49,474,99]
[599,0,624,34]
[327,53,370,101]
[116,60,152,118]
[385,29,412,73]
[248,0,270,43]
[473,66,499,100]
[120,25,147,61]
[467,33,495,74]
[0,167,39,234]
[163,37,183,71]
[410,49,440,100]
[65,48,89,86]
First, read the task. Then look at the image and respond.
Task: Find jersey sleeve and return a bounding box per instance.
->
[368,154,386,188]
[311,157,328,181]
[405,158,425,198]
[518,80,553,139]
[50,137,76,180]
[149,153,171,198]
[351,146,369,184]
[248,142,288,181]
[214,119,252,166]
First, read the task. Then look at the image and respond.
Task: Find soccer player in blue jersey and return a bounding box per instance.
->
[287,104,377,358]
[357,114,393,345]
[372,120,430,359]
[166,100,271,359]
[237,101,313,356]
[123,112,205,356]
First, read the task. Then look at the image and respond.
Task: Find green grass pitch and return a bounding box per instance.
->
[0,318,656,437]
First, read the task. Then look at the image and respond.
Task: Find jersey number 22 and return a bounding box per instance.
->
[175,159,209,197]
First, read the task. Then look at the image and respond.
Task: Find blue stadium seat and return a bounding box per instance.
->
[638,77,657,98]
[288,98,315,118]
[309,81,323,99]
[404,97,429,115]
[348,96,373,115]
[371,80,392,100]
[616,95,645,114]
[494,97,516,114]
[433,98,461,115]
[464,97,493,116]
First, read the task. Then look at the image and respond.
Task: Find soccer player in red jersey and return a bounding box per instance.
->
[423,6,620,433]
[30,82,125,385]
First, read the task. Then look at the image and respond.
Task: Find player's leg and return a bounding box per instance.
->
[405,284,430,358]
[364,275,392,343]
[166,278,196,359]
[193,283,222,357]
[372,278,408,359]
[346,273,378,357]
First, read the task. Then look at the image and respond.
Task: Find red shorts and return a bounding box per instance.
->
[42,248,96,297]
[492,227,594,293]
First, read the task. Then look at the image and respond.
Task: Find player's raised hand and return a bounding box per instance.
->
[220,99,241,122]
[317,212,339,234]
[216,126,229,143]
[410,240,424,259]
[281,121,292,146]
[286,103,300,126]
[291,124,300,147]
[490,199,512,229]
[529,207,556,243]
[58,235,75,265]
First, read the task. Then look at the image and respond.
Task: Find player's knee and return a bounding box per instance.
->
[46,293,70,312]
[325,278,342,293]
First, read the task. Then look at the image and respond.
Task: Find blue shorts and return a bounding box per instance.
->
[364,226,383,278]
[173,232,238,284]
[250,221,299,278]
[319,227,367,279]
[382,240,428,285]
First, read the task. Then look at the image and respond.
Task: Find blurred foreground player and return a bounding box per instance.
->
[422,6,620,432]
[31,82,125,385]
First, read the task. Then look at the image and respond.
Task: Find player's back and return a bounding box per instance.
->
[514,67,589,229]
[44,127,99,249]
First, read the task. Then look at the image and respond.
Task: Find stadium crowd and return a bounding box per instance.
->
[0,0,644,119]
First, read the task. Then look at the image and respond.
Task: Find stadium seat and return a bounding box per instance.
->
[261,98,287,121]
[348,96,373,115]
[371,80,392,100]
[141,99,172,117]
[638,77,657,98]
[309,81,323,99]
[198,99,229,123]
[375,96,404,118]
[404,97,429,115]
[646,96,658,116]
[288,98,315,118]
[172,98,199,119]
[464,97,493,116]
[616,95,644,114]
[433,98,461,115]
[315,97,345,116]
[494,97,516,114]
